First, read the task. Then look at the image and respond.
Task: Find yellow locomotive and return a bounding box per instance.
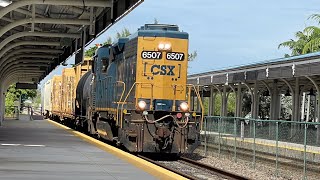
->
[45,24,204,154]
[82,24,204,153]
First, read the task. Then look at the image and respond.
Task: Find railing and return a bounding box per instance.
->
[202,116,320,179]
[117,82,204,128]
[4,106,43,121]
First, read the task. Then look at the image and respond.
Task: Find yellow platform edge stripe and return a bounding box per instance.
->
[47,119,187,180]
[221,136,320,155]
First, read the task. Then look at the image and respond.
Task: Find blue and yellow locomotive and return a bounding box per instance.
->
[76,24,203,153]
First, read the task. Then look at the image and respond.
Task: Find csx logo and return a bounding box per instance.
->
[151,65,175,76]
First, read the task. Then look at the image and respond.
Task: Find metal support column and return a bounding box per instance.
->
[209,86,215,116]
[236,84,242,117]
[222,85,227,116]
[253,81,259,119]
[271,80,280,120]
[0,86,4,125]
[306,95,311,122]
[317,91,320,145]
[301,92,306,121]
[294,78,300,121]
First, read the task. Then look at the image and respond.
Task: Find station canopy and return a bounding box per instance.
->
[0,0,143,88]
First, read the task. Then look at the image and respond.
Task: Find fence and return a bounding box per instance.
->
[202,116,320,179]
[4,106,42,120]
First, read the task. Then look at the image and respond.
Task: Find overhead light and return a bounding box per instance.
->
[0,0,12,7]
[262,90,270,96]
[308,88,315,96]
[285,89,291,96]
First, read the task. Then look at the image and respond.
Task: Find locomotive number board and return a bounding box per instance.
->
[141,51,162,59]
[141,51,185,61]
[166,52,185,61]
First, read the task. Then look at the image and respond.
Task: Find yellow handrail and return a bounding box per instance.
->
[119,82,155,128]
[187,84,204,131]
[116,81,125,126]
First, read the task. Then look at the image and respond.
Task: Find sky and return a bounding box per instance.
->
[40,0,320,87]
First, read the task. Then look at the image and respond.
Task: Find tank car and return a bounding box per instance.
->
[76,24,203,154]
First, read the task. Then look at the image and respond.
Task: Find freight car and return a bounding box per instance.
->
[75,24,204,153]
[51,75,62,121]
[43,79,52,119]
[43,58,92,123]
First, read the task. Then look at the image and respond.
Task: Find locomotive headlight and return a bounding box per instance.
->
[179,102,189,112]
[158,42,171,50]
[164,43,171,50]
[137,100,147,111]
[158,43,165,50]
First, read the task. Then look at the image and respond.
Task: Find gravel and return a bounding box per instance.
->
[183,148,319,180]
[160,161,224,180]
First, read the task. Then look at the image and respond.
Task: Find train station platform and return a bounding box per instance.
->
[0,118,156,180]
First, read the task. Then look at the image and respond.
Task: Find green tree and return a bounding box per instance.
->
[302,25,320,54]
[5,84,37,115]
[188,51,198,61]
[278,31,309,56]
[116,28,131,39]
[84,46,98,57]
[84,29,131,58]
[103,37,113,46]
[279,14,320,56]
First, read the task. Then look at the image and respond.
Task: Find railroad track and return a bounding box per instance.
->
[200,143,320,173]
[138,155,249,180]
[55,119,250,179]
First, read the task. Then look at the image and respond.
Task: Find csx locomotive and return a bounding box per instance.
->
[46,24,203,154]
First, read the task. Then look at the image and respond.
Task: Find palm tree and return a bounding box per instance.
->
[278,31,309,56]
[279,14,320,56]
[302,25,320,54]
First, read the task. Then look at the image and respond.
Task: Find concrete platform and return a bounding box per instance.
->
[0,119,156,180]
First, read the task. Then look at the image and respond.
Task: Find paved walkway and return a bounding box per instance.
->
[0,119,155,180]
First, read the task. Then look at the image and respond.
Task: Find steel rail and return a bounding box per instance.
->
[179,156,249,180]
[137,155,196,180]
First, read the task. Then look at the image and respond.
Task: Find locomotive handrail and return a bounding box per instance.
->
[186,84,205,131]
[171,84,185,111]
[116,81,126,126]
[119,82,155,128]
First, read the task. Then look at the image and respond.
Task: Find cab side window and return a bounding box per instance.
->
[101,57,109,73]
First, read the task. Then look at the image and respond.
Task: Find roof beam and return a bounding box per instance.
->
[14,8,78,30]
[0,18,91,38]
[0,58,55,75]
[2,65,45,79]
[3,73,42,88]
[0,31,81,50]
[0,0,111,19]
[0,48,63,68]
[2,16,42,31]
[0,41,62,58]
[3,70,44,86]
